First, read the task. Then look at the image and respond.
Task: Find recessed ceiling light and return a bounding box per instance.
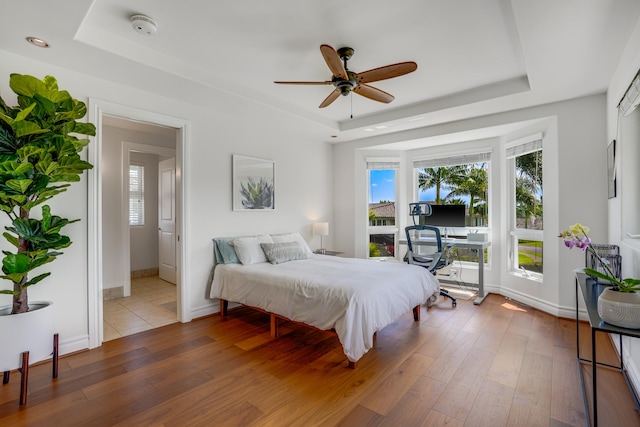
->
[26,37,49,48]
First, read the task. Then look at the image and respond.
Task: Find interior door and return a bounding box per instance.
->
[158,157,177,284]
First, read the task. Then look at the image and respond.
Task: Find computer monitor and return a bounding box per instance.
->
[419,204,466,227]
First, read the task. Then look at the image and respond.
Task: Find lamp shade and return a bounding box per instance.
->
[313,222,329,236]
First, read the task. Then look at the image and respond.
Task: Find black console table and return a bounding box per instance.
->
[575,271,640,426]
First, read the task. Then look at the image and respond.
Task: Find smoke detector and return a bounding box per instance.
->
[130,14,157,36]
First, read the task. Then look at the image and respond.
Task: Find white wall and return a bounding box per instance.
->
[607,14,640,399]
[0,50,333,355]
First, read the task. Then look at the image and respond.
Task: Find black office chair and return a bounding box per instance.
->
[405,225,457,307]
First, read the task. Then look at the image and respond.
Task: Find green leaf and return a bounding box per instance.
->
[2,253,30,274]
[6,179,33,194]
[15,103,36,121]
[73,122,96,136]
[584,268,622,286]
[42,75,58,91]
[0,112,15,127]
[41,204,51,230]
[24,272,51,288]
[1,272,25,284]
[29,253,56,270]
[13,120,49,138]
[0,126,18,154]
[3,232,18,248]
[0,160,33,175]
[10,74,45,98]
[17,145,44,161]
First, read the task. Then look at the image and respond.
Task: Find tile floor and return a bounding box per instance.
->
[103,276,177,341]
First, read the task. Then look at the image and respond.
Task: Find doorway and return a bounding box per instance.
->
[87,100,187,348]
[102,126,178,340]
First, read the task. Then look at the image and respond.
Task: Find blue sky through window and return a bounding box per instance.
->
[369,170,395,203]
[370,169,449,203]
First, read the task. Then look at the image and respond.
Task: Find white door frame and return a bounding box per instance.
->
[123,142,176,297]
[87,99,189,348]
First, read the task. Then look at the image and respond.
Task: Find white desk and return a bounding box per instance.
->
[398,237,491,305]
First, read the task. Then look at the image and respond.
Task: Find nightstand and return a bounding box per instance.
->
[314,249,344,256]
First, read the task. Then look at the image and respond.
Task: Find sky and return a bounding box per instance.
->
[369,170,446,203]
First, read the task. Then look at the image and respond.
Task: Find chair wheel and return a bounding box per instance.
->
[452,301,457,307]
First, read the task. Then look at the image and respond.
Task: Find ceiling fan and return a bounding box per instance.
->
[274,44,417,108]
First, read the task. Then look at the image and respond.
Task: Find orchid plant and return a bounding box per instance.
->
[559,223,640,292]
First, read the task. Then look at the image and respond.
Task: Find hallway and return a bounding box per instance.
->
[103,276,177,341]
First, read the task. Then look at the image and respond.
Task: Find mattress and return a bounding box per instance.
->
[210,254,439,362]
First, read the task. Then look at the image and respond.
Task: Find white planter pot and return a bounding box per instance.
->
[0,302,55,372]
[597,289,640,329]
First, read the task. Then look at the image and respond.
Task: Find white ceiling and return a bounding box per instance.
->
[1,0,640,144]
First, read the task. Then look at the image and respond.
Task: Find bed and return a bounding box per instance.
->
[209,233,440,367]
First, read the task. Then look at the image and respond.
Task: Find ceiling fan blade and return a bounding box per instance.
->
[274,81,334,85]
[320,44,347,79]
[355,62,417,84]
[319,89,341,108]
[353,84,394,103]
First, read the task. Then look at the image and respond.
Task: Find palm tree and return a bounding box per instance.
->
[417,166,466,203]
[445,165,488,226]
[515,151,542,228]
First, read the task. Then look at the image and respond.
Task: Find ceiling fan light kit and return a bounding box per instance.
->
[275,44,417,108]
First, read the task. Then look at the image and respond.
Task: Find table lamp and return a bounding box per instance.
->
[313,222,329,254]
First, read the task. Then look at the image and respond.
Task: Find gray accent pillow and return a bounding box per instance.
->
[260,242,309,265]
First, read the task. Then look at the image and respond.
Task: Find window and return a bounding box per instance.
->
[413,151,491,266]
[367,158,399,259]
[413,152,490,229]
[507,135,543,277]
[129,163,145,226]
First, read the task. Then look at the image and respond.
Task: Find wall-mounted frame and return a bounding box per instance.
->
[608,139,616,199]
[232,155,275,211]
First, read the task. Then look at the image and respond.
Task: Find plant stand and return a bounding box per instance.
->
[2,333,59,405]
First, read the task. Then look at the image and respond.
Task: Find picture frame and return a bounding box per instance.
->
[232,155,275,211]
[608,140,616,199]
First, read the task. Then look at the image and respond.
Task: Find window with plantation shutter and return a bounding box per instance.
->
[506,133,543,279]
[129,163,144,226]
[366,157,399,259]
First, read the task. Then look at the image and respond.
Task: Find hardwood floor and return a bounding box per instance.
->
[1,294,639,426]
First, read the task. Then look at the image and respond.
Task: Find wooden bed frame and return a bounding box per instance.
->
[219,299,422,369]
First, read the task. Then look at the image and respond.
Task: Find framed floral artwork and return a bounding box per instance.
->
[232,155,275,210]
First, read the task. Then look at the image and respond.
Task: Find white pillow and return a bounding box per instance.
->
[232,235,274,265]
[270,232,313,254]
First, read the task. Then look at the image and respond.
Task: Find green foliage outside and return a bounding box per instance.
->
[369,242,380,257]
[518,239,543,273]
[417,163,488,227]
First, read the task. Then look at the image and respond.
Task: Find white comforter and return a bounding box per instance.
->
[210,255,439,362]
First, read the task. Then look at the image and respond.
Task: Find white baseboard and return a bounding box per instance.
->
[53,334,89,358]
[189,301,219,320]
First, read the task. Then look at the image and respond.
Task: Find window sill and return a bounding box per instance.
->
[510,270,543,283]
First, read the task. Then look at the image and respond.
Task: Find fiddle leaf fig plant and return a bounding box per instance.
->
[0,74,94,314]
